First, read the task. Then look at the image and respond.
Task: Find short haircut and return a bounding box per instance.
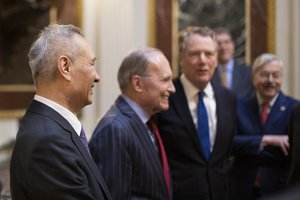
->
[214,27,233,40]
[117,47,164,93]
[252,53,283,75]
[28,24,83,84]
[178,26,217,53]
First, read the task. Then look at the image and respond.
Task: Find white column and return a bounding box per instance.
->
[81,0,148,137]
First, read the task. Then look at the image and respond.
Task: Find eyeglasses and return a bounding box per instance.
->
[259,71,282,79]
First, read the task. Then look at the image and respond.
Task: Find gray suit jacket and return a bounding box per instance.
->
[10,100,111,200]
[89,96,170,200]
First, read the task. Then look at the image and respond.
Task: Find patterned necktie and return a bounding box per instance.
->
[147,120,171,196]
[197,91,210,160]
[261,102,269,125]
[80,128,90,154]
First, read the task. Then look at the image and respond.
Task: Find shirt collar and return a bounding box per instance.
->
[256,92,279,107]
[121,94,150,124]
[219,59,234,73]
[180,74,214,99]
[34,95,82,136]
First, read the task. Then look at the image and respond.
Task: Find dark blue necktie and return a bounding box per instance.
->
[197,91,210,160]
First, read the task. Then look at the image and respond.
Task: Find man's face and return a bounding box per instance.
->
[72,35,100,108]
[140,54,175,116]
[252,60,282,102]
[216,33,234,65]
[180,34,217,90]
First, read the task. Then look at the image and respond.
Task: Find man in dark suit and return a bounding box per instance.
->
[212,27,253,97]
[231,53,299,200]
[89,48,175,200]
[10,24,111,200]
[156,26,236,200]
[288,104,300,186]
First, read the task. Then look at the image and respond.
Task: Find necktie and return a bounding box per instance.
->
[261,102,269,125]
[147,120,171,196]
[197,91,210,160]
[80,128,90,154]
[220,67,228,88]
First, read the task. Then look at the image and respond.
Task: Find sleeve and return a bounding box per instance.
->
[27,135,97,200]
[89,123,132,200]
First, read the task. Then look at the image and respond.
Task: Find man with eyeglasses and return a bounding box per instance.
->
[212,27,254,97]
[230,53,299,200]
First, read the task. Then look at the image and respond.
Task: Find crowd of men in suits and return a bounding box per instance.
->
[9,23,300,200]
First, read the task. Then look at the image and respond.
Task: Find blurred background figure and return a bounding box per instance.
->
[230,53,299,200]
[212,27,253,97]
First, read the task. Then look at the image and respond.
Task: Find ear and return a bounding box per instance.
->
[132,75,144,92]
[57,55,72,81]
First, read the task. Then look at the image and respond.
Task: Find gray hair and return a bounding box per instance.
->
[117,47,164,93]
[28,24,83,84]
[179,26,217,53]
[252,53,283,75]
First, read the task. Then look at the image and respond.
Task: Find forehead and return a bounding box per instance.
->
[258,60,282,71]
[185,34,216,51]
[216,32,231,41]
[148,54,172,74]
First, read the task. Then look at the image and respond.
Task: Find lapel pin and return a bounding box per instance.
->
[280,106,286,111]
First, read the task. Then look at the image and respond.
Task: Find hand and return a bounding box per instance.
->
[261,135,289,156]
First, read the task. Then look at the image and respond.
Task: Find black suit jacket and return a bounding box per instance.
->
[10,100,111,200]
[89,96,170,200]
[212,61,253,97]
[156,79,236,200]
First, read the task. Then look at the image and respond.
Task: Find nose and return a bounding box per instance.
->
[94,72,100,83]
[198,52,207,64]
[168,81,176,94]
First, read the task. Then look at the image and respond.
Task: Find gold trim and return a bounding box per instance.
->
[267,0,275,53]
[147,0,156,47]
[172,0,179,78]
[245,0,251,65]
[0,85,35,92]
[77,0,83,28]
[50,6,58,24]
[0,109,26,119]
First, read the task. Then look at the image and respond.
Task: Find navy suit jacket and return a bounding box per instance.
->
[212,61,253,97]
[10,100,111,200]
[156,79,236,200]
[89,96,170,200]
[288,104,300,186]
[231,92,299,200]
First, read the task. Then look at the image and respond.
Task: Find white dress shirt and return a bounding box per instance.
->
[180,74,217,151]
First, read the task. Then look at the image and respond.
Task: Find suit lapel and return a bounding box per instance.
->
[28,100,111,198]
[115,96,169,194]
[172,79,206,158]
[265,92,285,127]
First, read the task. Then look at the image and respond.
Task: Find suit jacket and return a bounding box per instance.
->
[212,61,253,97]
[155,79,236,200]
[10,100,111,200]
[288,104,300,186]
[89,96,170,200]
[231,92,299,200]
